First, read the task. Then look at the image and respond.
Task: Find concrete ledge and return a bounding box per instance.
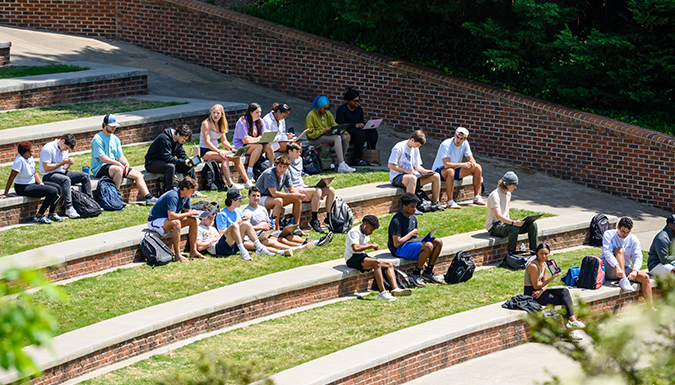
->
[0,210,609,385]
[0,42,9,66]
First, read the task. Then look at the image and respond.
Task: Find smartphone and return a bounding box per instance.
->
[547,259,561,275]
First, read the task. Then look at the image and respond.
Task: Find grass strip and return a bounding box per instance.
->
[30,207,548,338]
[0,64,89,79]
[80,247,594,385]
[0,99,186,131]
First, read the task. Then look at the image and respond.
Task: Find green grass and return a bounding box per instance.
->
[80,247,592,385]
[29,207,548,338]
[0,99,186,131]
[0,64,89,79]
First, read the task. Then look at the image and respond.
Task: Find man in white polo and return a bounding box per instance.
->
[432,126,485,209]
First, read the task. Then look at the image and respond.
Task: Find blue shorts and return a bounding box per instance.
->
[215,238,239,256]
[395,241,422,261]
[435,166,462,181]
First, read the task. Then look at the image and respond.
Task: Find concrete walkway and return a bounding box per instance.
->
[2,24,671,384]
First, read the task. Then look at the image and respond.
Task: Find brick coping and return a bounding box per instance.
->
[0,95,245,144]
[0,210,606,383]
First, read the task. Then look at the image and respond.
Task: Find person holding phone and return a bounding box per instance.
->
[335,88,378,167]
[305,95,355,173]
[525,243,585,339]
[233,103,274,187]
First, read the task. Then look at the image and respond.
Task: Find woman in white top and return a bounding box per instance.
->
[262,103,296,153]
[0,141,62,224]
[199,104,237,189]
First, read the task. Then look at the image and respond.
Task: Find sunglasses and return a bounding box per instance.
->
[352,99,362,103]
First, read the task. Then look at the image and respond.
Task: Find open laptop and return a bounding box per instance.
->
[231,145,250,157]
[278,224,299,238]
[256,131,280,144]
[314,177,334,189]
[328,124,350,136]
[363,119,382,130]
[192,203,219,219]
[522,214,543,226]
[409,227,439,243]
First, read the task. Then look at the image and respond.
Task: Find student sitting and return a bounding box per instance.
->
[199,104,236,189]
[261,103,297,153]
[286,142,335,233]
[647,214,675,278]
[335,87,378,167]
[388,193,444,287]
[145,124,197,196]
[345,215,412,301]
[255,155,304,231]
[305,95,355,173]
[387,130,443,212]
[233,103,273,187]
[147,177,204,262]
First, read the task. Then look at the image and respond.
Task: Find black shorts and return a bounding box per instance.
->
[392,174,421,190]
[96,164,112,179]
[346,252,370,273]
[200,147,210,157]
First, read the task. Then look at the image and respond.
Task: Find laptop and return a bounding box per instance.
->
[232,145,250,157]
[290,128,310,142]
[278,224,299,238]
[522,214,543,226]
[409,227,439,243]
[363,119,382,130]
[257,131,280,144]
[192,203,219,219]
[314,177,334,189]
[328,124,350,136]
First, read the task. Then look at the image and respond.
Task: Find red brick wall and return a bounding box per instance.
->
[0,75,147,111]
[0,47,9,65]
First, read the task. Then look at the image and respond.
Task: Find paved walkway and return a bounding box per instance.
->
[2,24,671,384]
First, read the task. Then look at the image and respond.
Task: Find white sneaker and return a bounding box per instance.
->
[566,320,585,329]
[619,277,635,292]
[446,200,461,209]
[569,330,583,340]
[473,195,486,205]
[244,179,254,189]
[193,191,207,198]
[377,291,397,301]
[391,287,413,297]
[256,246,276,257]
[246,172,256,183]
[65,206,80,219]
[239,250,252,261]
[338,162,355,173]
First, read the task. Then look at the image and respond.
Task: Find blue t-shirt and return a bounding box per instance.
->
[215,207,243,230]
[91,132,124,176]
[148,188,191,222]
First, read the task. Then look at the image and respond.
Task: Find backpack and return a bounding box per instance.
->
[201,160,224,191]
[561,266,581,287]
[139,232,174,267]
[96,176,124,211]
[316,144,334,171]
[71,189,102,218]
[504,250,536,270]
[415,190,432,213]
[589,212,611,247]
[325,197,354,234]
[191,200,217,211]
[444,251,476,284]
[371,266,415,291]
[253,156,272,180]
[302,145,321,175]
[577,256,605,289]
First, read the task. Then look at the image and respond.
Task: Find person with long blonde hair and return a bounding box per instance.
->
[199,104,236,188]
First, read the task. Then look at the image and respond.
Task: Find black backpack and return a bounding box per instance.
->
[201,160,225,191]
[504,250,536,270]
[589,212,611,247]
[302,145,321,175]
[325,197,354,234]
[96,176,124,211]
[444,251,476,284]
[371,266,415,291]
[416,190,432,212]
[577,255,605,289]
[71,189,102,218]
[139,232,174,267]
[253,156,273,180]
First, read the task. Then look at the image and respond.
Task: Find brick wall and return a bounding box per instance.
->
[0,47,9,65]
[0,75,147,111]
[2,0,672,211]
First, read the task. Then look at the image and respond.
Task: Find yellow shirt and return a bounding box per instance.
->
[305,109,337,140]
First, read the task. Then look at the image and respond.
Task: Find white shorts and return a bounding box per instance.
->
[260,195,272,207]
[148,218,170,237]
[650,263,675,277]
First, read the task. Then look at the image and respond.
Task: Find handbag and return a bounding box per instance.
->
[362,148,381,166]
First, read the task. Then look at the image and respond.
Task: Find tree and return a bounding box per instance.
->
[155,351,274,385]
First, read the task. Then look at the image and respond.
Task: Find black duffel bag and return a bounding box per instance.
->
[504,250,536,270]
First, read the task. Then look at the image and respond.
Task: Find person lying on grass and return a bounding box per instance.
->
[345,215,412,301]
[213,188,276,261]
[147,176,204,263]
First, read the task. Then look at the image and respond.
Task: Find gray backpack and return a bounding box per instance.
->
[139,232,174,267]
[326,197,354,234]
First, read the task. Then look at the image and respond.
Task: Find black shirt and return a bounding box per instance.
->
[388,211,417,255]
[335,104,365,130]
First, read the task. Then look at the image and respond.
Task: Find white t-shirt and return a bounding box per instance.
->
[197,224,220,255]
[431,138,472,171]
[344,224,370,262]
[601,229,643,270]
[39,139,67,175]
[486,188,510,231]
[242,204,270,227]
[387,140,422,182]
[288,157,305,188]
[12,155,36,185]
[262,111,287,151]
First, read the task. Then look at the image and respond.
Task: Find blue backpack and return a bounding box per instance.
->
[561,266,580,286]
[96,176,125,211]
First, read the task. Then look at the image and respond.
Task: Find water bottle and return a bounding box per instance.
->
[270,216,276,228]
[520,243,527,252]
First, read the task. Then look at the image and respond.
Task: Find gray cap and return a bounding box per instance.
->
[502,171,519,185]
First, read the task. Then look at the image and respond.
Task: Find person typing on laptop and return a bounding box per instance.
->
[233,103,274,186]
[336,88,378,167]
[305,95,355,173]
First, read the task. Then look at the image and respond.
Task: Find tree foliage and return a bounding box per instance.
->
[155,352,274,385]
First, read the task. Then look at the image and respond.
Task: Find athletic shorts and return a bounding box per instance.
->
[96,164,112,179]
[200,147,210,157]
[605,264,634,281]
[346,252,370,273]
[215,238,239,256]
[434,166,462,181]
[148,218,170,237]
[650,263,675,277]
[395,241,422,261]
[297,186,312,203]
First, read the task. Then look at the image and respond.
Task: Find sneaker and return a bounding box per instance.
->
[279,249,293,257]
[421,272,443,284]
[316,231,334,247]
[337,161,355,173]
[410,274,427,287]
[65,206,80,219]
[309,219,325,233]
[431,201,445,212]
[294,242,315,253]
[414,209,424,216]
[569,330,583,340]
[391,287,413,297]
[47,213,63,222]
[239,250,252,261]
[473,195,486,205]
[619,277,635,292]
[353,159,368,167]
[256,246,276,256]
[193,191,207,198]
[377,291,397,301]
[246,172,256,184]
[34,215,52,224]
[146,196,159,205]
[245,179,254,189]
[446,200,461,209]
[566,320,586,329]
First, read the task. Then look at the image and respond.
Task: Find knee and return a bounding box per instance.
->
[475,163,482,173]
[171,219,181,229]
[422,242,434,252]
[446,168,455,179]
[382,260,393,269]
[614,247,625,257]
[402,175,416,184]
[433,238,443,248]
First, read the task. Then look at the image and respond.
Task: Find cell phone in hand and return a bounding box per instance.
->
[547,259,561,275]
